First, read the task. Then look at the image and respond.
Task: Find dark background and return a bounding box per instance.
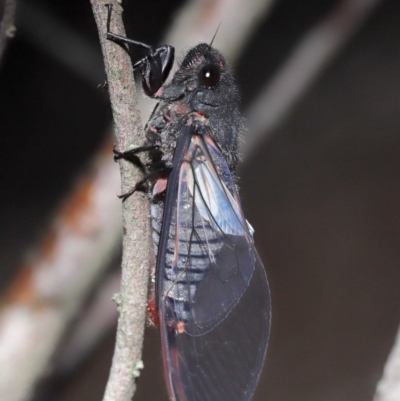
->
[1,0,400,400]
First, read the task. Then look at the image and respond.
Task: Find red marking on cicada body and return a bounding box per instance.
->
[193,111,205,118]
[153,177,168,196]
[147,293,159,327]
[173,102,190,116]
[155,86,164,98]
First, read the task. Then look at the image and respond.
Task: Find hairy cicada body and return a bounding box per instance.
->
[106,6,271,401]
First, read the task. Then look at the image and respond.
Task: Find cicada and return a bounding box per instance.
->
[106,5,271,401]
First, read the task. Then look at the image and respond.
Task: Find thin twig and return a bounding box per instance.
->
[89,1,150,401]
[0,0,17,64]
[373,325,400,401]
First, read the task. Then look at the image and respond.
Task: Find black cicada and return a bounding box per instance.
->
[106,6,271,401]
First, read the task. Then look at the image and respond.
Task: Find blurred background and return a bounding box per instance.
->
[0,0,399,400]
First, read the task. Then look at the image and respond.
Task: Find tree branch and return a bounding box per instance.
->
[89,1,150,401]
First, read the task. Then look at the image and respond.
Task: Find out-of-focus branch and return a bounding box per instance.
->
[373,325,400,401]
[243,0,382,157]
[0,140,122,401]
[90,1,150,401]
[17,0,104,86]
[0,0,17,63]
[56,269,121,374]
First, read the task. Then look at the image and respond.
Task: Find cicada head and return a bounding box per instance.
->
[161,44,238,110]
[158,44,243,169]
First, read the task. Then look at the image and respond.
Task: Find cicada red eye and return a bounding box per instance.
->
[198,63,221,87]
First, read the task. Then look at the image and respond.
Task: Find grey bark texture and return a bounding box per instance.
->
[90,1,151,400]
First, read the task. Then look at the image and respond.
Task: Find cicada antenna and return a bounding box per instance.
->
[208,22,222,49]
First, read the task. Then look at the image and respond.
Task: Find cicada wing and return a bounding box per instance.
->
[163,134,259,331]
[185,135,257,333]
[158,129,270,401]
[161,255,270,401]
